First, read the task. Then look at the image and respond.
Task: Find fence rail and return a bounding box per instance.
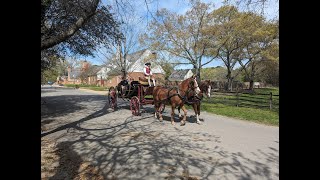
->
[207,90,279,111]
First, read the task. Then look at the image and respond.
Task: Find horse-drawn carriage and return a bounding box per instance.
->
[114,77,164,115]
[110,75,212,125]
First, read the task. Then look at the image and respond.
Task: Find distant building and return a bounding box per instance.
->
[168,69,194,82]
[104,49,166,87]
[58,60,90,85]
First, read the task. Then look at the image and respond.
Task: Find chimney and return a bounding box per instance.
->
[81,60,89,72]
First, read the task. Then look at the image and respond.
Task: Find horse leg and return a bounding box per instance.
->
[157,104,163,121]
[192,103,197,120]
[178,107,182,119]
[154,109,158,119]
[196,102,201,124]
[158,103,164,122]
[154,102,158,119]
[180,105,187,126]
[171,105,176,125]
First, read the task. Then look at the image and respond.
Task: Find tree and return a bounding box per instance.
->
[102,20,142,78]
[41,50,61,73]
[42,68,59,84]
[201,66,227,81]
[206,5,278,91]
[41,0,122,74]
[256,59,279,86]
[141,1,222,82]
[235,17,278,90]
[156,52,179,80]
[41,0,121,53]
[206,5,244,91]
[78,62,97,84]
[223,0,278,18]
[41,57,67,84]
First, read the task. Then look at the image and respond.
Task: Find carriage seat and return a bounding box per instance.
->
[138,77,150,86]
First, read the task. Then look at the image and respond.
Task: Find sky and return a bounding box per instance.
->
[84,0,278,69]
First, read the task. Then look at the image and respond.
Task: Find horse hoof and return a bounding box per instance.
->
[171,122,175,125]
[197,121,201,125]
[159,117,163,122]
[180,122,186,126]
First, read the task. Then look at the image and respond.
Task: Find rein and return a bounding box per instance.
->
[162,79,198,103]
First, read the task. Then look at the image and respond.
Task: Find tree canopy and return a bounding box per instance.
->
[41,0,122,72]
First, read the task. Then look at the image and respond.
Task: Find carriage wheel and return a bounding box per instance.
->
[113,98,117,109]
[111,97,117,110]
[130,96,140,116]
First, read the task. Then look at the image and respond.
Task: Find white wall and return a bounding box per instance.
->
[97,67,108,80]
[184,70,194,79]
[128,50,165,74]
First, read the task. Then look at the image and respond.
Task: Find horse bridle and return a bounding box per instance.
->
[164,77,201,103]
[191,77,201,97]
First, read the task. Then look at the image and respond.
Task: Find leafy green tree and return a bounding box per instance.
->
[140,1,222,82]
[206,5,244,90]
[201,66,227,81]
[236,18,278,90]
[206,5,278,90]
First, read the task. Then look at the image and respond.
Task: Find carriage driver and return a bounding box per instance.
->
[144,62,156,86]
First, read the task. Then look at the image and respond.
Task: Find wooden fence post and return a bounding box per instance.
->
[269,92,273,110]
[236,91,239,107]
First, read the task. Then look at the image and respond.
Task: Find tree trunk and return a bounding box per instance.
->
[249,80,254,91]
[226,69,232,91]
[193,64,200,84]
[196,69,201,84]
[123,38,127,79]
[249,62,256,91]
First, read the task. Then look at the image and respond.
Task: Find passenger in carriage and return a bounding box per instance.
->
[144,62,156,87]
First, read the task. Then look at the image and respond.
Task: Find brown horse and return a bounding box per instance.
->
[153,75,201,126]
[116,79,130,98]
[108,86,117,110]
[177,80,212,124]
[199,80,212,98]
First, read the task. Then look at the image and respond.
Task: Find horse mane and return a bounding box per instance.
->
[179,76,195,91]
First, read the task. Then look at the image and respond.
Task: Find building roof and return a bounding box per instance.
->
[127,49,164,74]
[87,65,102,76]
[168,69,192,81]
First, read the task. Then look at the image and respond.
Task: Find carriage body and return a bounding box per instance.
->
[116,80,160,116]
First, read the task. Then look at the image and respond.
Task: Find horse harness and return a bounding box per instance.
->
[161,80,202,105]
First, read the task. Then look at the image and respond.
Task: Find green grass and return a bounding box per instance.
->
[184,87,280,126]
[211,87,279,111]
[200,103,279,126]
[254,87,279,95]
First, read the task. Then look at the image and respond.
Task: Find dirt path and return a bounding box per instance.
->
[41,86,279,180]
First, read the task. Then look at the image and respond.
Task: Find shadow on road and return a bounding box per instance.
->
[46,115,278,179]
[41,89,278,179]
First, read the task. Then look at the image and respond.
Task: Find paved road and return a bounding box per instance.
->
[41,85,279,180]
